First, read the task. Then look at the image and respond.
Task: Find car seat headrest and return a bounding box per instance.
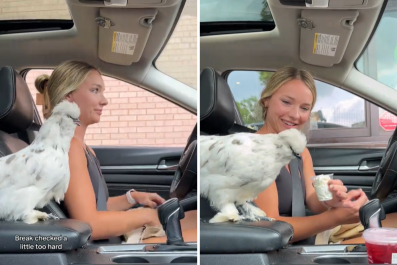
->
[0,66,34,134]
[200,67,235,135]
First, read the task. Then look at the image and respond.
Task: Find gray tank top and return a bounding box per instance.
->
[85,146,125,244]
[276,158,306,216]
[84,146,109,211]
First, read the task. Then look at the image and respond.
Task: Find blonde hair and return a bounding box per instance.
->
[35,61,100,119]
[259,66,317,121]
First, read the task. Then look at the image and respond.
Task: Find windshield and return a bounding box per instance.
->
[0,0,71,20]
[356,0,397,89]
[155,0,197,89]
[200,0,273,22]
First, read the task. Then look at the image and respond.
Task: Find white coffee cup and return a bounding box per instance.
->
[311,174,333,201]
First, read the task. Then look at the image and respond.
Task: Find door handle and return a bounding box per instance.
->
[358,160,380,171]
[157,160,178,171]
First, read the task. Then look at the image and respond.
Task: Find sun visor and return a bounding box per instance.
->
[298,9,359,67]
[97,8,157,65]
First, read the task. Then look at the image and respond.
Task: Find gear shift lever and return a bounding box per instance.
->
[146,198,196,252]
[158,198,185,245]
[348,199,386,253]
[359,199,386,230]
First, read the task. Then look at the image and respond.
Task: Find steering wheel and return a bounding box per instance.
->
[169,129,197,200]
[370,126,397,201]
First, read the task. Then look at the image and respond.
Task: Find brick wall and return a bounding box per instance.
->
[4,0,198,147]
[156,0,197,89]
[27,70,196,147]
[0,0,71,20]
[156,15,197,89]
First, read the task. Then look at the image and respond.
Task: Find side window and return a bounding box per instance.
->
[26,70,196,147]
[155,0,197,88]
[227,70,393,144]
[311,81,366,130]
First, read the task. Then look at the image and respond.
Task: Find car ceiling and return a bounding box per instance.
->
[200,0,397,115]
[0,0,197,113]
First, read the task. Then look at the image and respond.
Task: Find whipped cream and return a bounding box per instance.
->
[311,174,333,201]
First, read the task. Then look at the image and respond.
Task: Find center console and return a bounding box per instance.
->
[0,198,197,265]
[0,242,198,265]
[201,199,386,265]
[201,244,368,265]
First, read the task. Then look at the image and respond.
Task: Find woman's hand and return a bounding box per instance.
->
[331,189,369,225]
[322,179,351,208]
[145,208,162,226]
[131,191,166,208]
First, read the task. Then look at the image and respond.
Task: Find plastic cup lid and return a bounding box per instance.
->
[363,228,397,244]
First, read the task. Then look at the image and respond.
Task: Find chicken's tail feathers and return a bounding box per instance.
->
[278,129,307,155]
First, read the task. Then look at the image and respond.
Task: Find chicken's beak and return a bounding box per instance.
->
[290,147,301,158]
[73,118,81,126]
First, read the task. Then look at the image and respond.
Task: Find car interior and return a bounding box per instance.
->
[0,0,197,264]
[200,0,397,264]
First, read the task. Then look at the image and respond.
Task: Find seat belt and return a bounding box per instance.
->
[29,123,41,131]
[290,158,306,217]
[88,149,108,211]
[96,180,107,211]
[84,145,107,211]
[290,157,316,245]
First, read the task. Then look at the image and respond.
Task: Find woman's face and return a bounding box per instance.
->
[263,79,313,133]
[67,70,108,126]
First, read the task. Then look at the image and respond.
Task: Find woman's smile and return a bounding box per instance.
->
[280,119,298,129]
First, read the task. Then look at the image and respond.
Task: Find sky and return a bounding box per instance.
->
[225,2,397,128]
[200,0,269,22]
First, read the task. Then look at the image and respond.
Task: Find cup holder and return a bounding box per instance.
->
[313,257,350,264]
[112,257,149,263]
[170,257,197,263]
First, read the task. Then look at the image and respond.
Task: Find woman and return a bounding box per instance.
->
[253,66,397,244]
[35,60,197,242]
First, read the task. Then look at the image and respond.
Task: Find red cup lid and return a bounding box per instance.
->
[363,228,397,244]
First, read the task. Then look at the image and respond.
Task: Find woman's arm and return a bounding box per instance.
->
[254,182,368,242]
[106,195,135,211]
[254,181,339,242]
[106,191,165,212]
[64,138,161,240]
[85,146,165,212]
[254,148,368,243]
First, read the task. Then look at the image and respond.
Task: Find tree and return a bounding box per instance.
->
[236,95,263,125]
[259,71,274,86]
[261,0,274,22]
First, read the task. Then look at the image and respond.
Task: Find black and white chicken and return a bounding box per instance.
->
[200,128,307,223]
[0,100,80,224]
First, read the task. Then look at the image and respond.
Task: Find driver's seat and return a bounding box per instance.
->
[199,67,293,254]
[0,66,66,218]
[200,68,235,136]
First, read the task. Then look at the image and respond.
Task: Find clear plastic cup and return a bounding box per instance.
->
[363,228,397,264]
[311,174,333,201]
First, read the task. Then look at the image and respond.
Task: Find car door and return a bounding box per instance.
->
[310,146,386,199]
[93,145,186,200]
